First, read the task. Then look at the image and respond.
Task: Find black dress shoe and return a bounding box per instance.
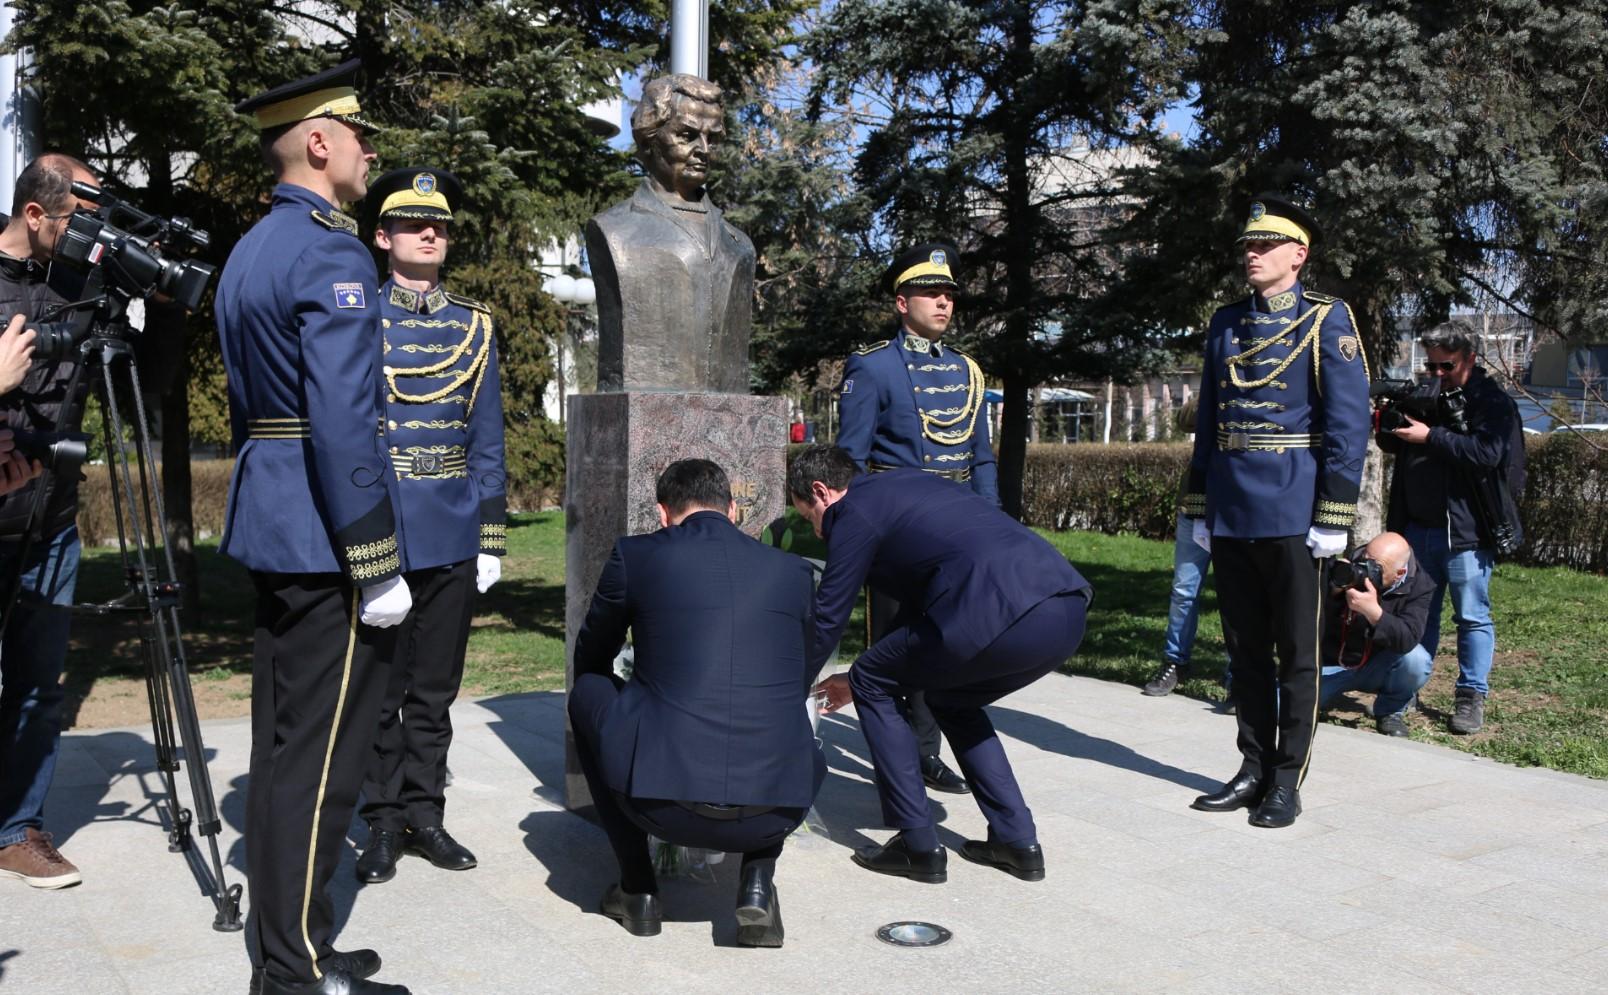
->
[958,839,1045,882]
[1190,772,1263,812]
[257,967,410,995]
[600,883,663,936]
[252,952,381,995]
[851,834,947,883]
[734,862,784,948]
[355,830,400,884]
[1249,786,1302,828]
[403,825,477,870]
[921,756,971,794]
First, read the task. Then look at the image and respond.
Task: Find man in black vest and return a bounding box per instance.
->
[570,459,824,947]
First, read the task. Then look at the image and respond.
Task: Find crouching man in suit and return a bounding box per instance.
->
[569,458,825,947]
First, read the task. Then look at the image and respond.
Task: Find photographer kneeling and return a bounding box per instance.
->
[1377,321,1524,735]
[1318,532,1436,737]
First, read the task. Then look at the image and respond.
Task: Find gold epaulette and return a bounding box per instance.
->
[854,340,890,356]
[1303,290,1337,304]
[445,291,491,314]
[310,209,358,236]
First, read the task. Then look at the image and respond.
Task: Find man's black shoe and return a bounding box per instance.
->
[851,834,947,884]
[921,756,970,794]
[354,830,400,884]
[958,839,1045,882]
[1449,688,1485,735]
[252,952,382,995]
[1190,772,1263,812]
[1143,659,1187,697]
[1249,786,1302,828]
[600,883,663,936]
[257,967,410,995]
[1376,712,1410,737]
[734,862,784,948]
[403,825,477,871]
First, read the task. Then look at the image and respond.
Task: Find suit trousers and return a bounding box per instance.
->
[360,559,477,832]
[246,572,396,985]
[849,591,1089,845]
[1211,535,1325,790]
[569,672,822,893]
[866,587,942,757]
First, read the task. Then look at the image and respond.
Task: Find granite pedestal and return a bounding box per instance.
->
[562,390,789,808]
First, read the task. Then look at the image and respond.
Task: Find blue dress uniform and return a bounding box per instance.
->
[355,166,507,868]
[1184,195,1371,820]
[835,242,997,792]
[218,63,410,994]
[808,467,1091,877]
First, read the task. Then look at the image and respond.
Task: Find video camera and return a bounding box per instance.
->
[1330,554,1384,593]
[7,427,90,481]
[1370,378,1470,434]
[31,180,216,363]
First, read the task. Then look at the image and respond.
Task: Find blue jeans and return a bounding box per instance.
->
[1320,644,1434,718]
[1163,515,1211,666]
[0,525,81,847]
[1403,523,1496,695]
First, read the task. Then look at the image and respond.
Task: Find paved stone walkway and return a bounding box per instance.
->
[4,673,1607,994]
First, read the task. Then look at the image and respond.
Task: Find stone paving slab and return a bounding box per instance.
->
[3,672,1607,994]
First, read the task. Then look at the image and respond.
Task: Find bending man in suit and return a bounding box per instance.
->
[569,458,825,947]
[791,445,1092,885]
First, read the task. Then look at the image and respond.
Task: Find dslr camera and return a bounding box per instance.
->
[1370,378,1470,434]
[1330,555,1384,593]
[31,180,216,362]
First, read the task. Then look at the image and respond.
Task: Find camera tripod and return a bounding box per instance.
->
[1,329,242,931]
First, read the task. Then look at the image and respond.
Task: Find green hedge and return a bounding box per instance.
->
[78,435,1608,573]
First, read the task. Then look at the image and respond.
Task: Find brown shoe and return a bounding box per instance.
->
[0,827,82,889]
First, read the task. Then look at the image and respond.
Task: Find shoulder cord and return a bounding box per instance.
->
[1227,303,1331,391]
[919,353,985,445]
[386,309,491,408]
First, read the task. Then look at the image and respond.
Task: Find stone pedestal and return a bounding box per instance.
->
[562,391,789,809]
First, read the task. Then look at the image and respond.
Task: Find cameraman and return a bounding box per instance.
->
[1318,532,1436,737]
[1378,321,1523,735]
[0,153,101,891]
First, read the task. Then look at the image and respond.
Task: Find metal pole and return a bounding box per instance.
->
[670,0,709,79]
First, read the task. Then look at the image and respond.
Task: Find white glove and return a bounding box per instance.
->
[476,553,501,594]
[1191,518,1211,552]
[1306,526,1348,559]
[359,575,412,628]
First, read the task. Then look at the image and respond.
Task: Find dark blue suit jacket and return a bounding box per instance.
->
[573,511,820,808]
[810,469,1093,672]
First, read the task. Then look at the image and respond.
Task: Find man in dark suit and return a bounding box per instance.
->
[569,459,824,947]
[790,445,1093,885]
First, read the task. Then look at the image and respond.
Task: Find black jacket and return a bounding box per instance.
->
[1320,556,1437,669]
[0,252,85,541]
[572,511,821,809]
[1378,367,1524,552]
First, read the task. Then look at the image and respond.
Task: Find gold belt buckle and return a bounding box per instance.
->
[1226,432,1249,451]
[414,453,441,474]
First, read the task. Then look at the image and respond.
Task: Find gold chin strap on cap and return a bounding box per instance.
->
[254,86,363,130]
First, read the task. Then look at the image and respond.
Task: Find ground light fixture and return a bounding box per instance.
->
[875,921,952,947]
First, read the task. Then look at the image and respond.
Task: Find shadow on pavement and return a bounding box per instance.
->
[987,703,1219,792]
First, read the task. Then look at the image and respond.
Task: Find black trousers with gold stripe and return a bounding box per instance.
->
[246,572,397,985]
[360,558,477,833]
[1211,536,1326,791]
[867,587,943,758]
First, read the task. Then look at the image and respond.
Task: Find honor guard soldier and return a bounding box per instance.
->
[352,168,507,886]
[217,61,412,995]
[834,242,997,796]
[1183,194,1371,829]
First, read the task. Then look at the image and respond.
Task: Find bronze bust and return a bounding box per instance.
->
[584,74,756,393]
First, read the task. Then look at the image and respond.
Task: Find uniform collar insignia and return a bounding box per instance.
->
[424,287,448,314]
[1262,289,1298,313]
[387,284,448,313]
[902,332,941,356]
[388,284,419,311]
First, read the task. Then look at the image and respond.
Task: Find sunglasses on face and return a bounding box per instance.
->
[1424,361,1457,373]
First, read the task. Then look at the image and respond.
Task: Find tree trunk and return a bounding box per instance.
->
[995,3,1035,520]
[150,303,200,615]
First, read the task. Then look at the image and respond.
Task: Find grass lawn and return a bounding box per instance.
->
[65,512,1608,779]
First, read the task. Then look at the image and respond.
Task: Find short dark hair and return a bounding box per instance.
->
[655,458,732,515]
[786,445,860,502]
[259,121,296,174]
[1421,320,1477,357]
[11,155,84,216]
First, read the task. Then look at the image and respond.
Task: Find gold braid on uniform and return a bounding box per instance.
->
[384,308,492,411]
[1226,303,1332,391]
[919,353,986,445]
